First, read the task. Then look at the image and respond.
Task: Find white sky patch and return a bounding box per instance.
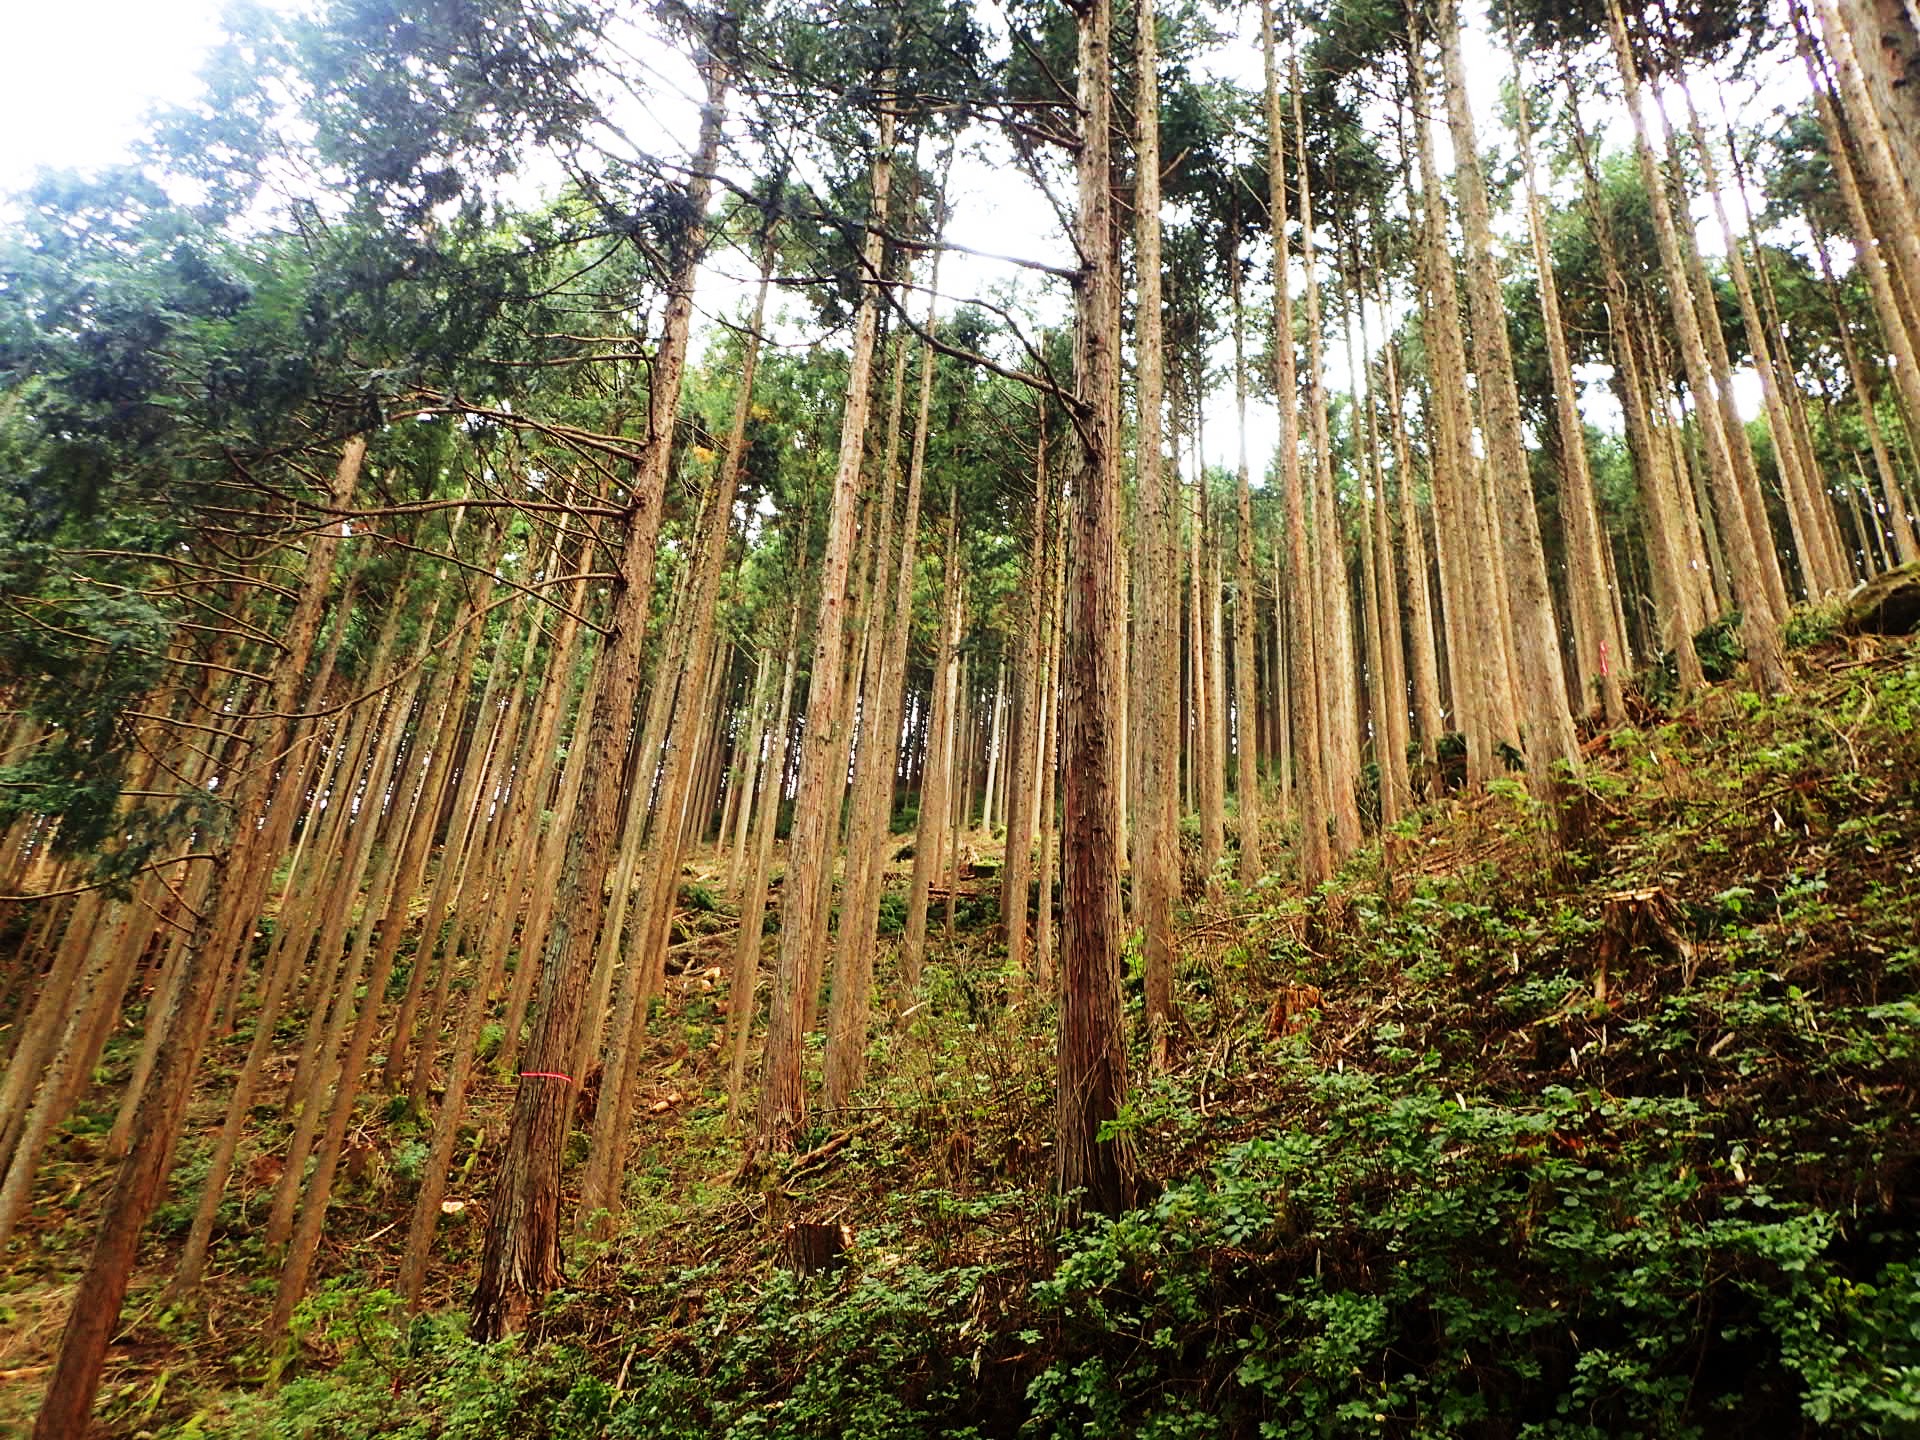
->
[2,1,255,192]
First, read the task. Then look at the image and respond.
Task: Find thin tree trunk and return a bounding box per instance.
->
[468,57,729,1340]
[1263,0,1330,885]
[754,100,896,1155]
[725,595,803,1126]
[1056,0,1133,1219]
[1513,50,1627,724]
[34,436,361,1439]
[1610,0,1792,693]
[1229,241,1264,883]
[1293,67,1365,848]
[1440,0,1583,788]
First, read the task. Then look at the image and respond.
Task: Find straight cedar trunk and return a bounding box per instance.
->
[1034,490,1068,987]
[980,660,1007,834]
[1829,283,1920,567]
[1512,56,1626,724]
[1229,244,1263,884]
[1836,0,1920,195]
[1674,80,1847,598]
[945,647,970,944]
[1348,258,1412,817]
[1056,0,1134,1220]
[1744,161,1856,585]
[1190,466,1221,874]
[1002,407,1051,976]
[1651,84,1795,625]
[1409,31,1518,787]
[755,99,896,1154]
[820,351,913,1105]
[902,493,962,991]
[269,589,467,1332]
[159,704,355,1238]
[1292,68,1363,856]
[565,546,703,1101]
[1329,252,1393,827]
[1846,468,1889,571]
[823,223,946,1106]
[379,582,496,1094]
[468,58,728,1341]
[261,607,412,1254]
[496,567,599,1072]
[727,645,774,896]
[1262,0,1330,886]
[400,659,608,1308]
[1610,0,1792,696]
[1205,495,1228,869]
[1272,543,1294,810]
[1379,318,1443,770]
[177,566,479,1295]
[1351,255,1428,814]
[1568,95,1708,691]
[1805,33,1920,467]
[1346,322,1397,829]
[1814,0,1920,324]
[726,594,804,1123]
[583,250,773,1213]
[391,575,527,1101]
[419,541,559,1040]
[1438,0,1581,789]
[34,437,361,1440]
[1134,0,1179,1067]
[202,588,354,1039]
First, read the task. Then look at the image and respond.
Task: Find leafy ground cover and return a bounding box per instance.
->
[5,630,1918,1438]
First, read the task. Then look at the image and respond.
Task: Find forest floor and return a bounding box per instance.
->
[4,618,1919,1437]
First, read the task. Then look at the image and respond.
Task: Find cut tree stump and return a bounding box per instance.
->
[1594,888,1695,1003]
[1841,563,1920,636]
[780,1221,850,1276]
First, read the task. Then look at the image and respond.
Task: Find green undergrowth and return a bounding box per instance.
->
[165,636,1920,1438]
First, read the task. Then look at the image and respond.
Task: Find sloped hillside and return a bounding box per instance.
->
[14,630,1920,1439]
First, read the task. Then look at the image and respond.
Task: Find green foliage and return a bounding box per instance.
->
[875,887,909,937]
[1027,1075,1919,1436]
[675,881,721,914]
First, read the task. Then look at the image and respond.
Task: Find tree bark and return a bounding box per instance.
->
[754,99,896,1154]
[468,58,729,1340]
[1055,0,1133,1220]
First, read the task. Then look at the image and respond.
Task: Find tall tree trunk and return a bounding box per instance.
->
[1379,317,1443,771]
[726,594,804,1125]
[1229,241,1264,884]
[1264,0,1330,885]
[1439,0,1582,788]
[1513,50,1627,724]
[35,436,362,1439]
[584,248,773,1212]
[1610,0,1792,693]
[1836,0,1920,195]
[1292,68,1365,851]
[824,216,948,1106]
[755,99,896,1154]
[1408,32,1520,785]
[903,491,962,993]
[1650,78,1795,624]
[1055,0,1133,1220]
[1003,406,1051,976]
[468,57,729,1340]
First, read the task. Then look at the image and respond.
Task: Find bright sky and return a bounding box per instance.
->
[1,2,249,193]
